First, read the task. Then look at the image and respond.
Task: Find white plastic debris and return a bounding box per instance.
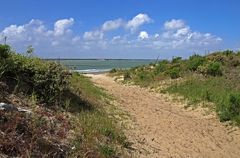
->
[0,102,31,114]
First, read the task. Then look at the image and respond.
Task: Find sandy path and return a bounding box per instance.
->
[87,74,240,158]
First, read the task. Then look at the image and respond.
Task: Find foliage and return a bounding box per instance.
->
[218,92,240,124]
[165,76,240,124]
[1,45,129,157]
[206,61,222,76]
[0,44,69,105]
[123,71,132,81]
[172,56,182,63]
[134,71,154,86]
[109,68,117,73]
[0,44,10,59]
[188,54,206,71]
[154,60,168,74]
[68,74,129,157]
[166,66,181,79]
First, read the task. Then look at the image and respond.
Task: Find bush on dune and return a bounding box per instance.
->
[0,44,69,106]
[188,54,206,71]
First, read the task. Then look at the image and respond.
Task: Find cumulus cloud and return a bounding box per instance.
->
[164,19,185,30]
[102,19,123,31]
[83,30,104,40]
[126,13,152,32]
[158,19,222,49]
[84,13,152,38]
[138,31,149,40]
[2,25,25,36]
[83,13,152,41]
[0,18,80,57]
[53,18,74,36]
[0,16,223,58]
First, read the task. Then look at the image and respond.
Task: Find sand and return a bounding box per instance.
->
[87,73,240,158]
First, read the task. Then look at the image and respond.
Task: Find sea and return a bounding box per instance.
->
[49,59,155,73]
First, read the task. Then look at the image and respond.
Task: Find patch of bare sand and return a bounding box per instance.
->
[86,73,240,158]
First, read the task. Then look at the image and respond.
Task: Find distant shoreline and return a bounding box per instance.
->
[43,58,156,61]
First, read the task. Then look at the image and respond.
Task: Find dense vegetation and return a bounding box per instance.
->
[0,44,129,157]
[111,50,240,125]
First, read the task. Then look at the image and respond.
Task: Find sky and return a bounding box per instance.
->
[0,0,239,59]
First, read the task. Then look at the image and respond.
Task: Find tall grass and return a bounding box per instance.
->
[68,73,129,157]
[164,76,240,125]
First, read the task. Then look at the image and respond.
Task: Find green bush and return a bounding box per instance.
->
[206,61,222,76]
[154,60,168,74]
[0,45,10,59]
[109,68,117,73]
[123,71,131,81]
[222,50,234,56]
[228,93,240,116]
[172,56,182,63]
[0,44,69,105]
[136,71,153,82]
[166,67,181,79]
[218,93,240,124]
[188,54,206,71]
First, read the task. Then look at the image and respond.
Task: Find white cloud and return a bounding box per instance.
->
[164,19,185,30]
[3,25,25,36]
[102,19,123,31]
[0,17,223,58]
[138,31,149,40]
[149,19,223,50]
[83,30,104,40]
[126,13,152,32]
[54,18,74,36]
[0,18,80,57]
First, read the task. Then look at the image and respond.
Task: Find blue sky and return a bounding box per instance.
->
[0,0,239,59]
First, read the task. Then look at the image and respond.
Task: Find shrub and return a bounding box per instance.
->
[218,93,240,123]
[188,54,206,71]
[206,61,222,76]
[135,71,153,83]
[0,44,69,106]
[123,71,131,81]
[154,60,168,74]
[172,56,182,63]
[109,68,117,73]
[222,50,234,56]
[0,45,10,59]
[166,67,181,79]
[228,93,240,116]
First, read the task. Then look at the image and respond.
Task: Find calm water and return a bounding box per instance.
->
[51,59,155,73]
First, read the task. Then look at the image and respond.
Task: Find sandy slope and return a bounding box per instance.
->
[87,74,240,158]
